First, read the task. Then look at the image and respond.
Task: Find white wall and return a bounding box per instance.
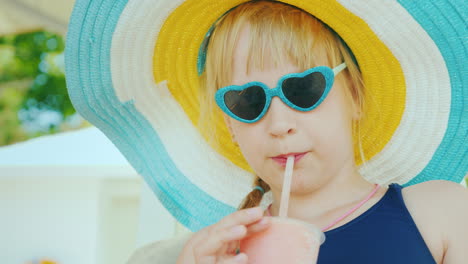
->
[135,181,190,249]
[0,173,143,264]
[0,127,185,264]
[1,176,100,264]
[2,171,465,264]
[96,178,142,264]
[0,128,181,263]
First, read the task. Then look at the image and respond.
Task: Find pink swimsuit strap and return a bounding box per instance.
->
[266,184,380,232]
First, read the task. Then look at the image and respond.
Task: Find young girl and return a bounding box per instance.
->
[65,0,467,263]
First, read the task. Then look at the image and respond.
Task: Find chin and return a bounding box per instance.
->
[291,181,312,192]
[292,172,324,189]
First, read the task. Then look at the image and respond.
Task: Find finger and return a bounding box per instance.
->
[215,207,265,231]
[246,216,271,236]
[196,225,247,257]
[192,207,264,258]
[225,240,240,255]
[224,217,271,256]
[220,218,271,258]
[220,253,248,264]
[219,240,240,256]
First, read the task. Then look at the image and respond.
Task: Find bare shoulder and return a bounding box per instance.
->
[403,180,468,213]
[402,180,468,226]
[403,179,467,201]
[402,180,468,264]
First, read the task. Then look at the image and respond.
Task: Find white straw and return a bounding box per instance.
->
[279,156,294,218]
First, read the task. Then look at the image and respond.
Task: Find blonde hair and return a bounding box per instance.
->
[199,0,365,210]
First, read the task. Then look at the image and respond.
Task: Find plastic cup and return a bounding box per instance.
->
[240,216,325,264]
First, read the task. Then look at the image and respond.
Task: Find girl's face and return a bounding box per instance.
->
[224,27,358,195]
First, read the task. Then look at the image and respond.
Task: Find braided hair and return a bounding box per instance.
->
[238,176,271,210]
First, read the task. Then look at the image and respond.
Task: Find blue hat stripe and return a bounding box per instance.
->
[66,0,467,229]
[66,0,235,231]
[399,0,467,186]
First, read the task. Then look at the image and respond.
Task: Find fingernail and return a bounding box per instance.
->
[258,217,269,225]
[246,207,262,218]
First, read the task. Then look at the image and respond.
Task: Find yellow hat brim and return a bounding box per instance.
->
[153,0,405,172]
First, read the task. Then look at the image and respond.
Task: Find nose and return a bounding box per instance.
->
[264,97,297,138]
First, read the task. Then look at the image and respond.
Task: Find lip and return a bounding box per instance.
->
[271,152,308,167]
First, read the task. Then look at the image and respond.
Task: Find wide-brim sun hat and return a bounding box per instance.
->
[65,0,467,231]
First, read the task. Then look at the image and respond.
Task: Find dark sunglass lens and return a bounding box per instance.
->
[224,86,266,120]
[282,72,326,108]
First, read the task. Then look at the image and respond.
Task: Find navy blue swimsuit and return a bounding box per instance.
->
[317,183,436,263]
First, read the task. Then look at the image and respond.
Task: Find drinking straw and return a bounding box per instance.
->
[278,156,294,218]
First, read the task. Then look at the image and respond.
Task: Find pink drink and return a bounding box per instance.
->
[240,217,325,264]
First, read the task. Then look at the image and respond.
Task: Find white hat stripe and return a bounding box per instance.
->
[111,0,253,208]
[338,0,451,185]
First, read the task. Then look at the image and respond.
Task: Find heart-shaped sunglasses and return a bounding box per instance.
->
[215,63,347,123]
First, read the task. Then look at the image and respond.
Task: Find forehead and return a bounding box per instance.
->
[231,25,327,85]
[232,25,329,73]
[232,25,294,71]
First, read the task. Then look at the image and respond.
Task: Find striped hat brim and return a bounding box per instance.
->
[65,0,467,231]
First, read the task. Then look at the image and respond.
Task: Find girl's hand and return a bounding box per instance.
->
[176,207,271,264]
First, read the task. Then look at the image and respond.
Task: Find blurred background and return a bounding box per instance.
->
[0,1,466,264]
[0,1,186,264]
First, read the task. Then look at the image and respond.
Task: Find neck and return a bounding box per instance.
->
[268,166,375,223]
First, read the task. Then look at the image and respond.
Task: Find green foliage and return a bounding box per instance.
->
[0,31,64,82]
[0,86,28,144]
[0,31,80,147]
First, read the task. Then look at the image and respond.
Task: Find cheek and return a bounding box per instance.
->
[302,89,354,155]
[231,123,265,166]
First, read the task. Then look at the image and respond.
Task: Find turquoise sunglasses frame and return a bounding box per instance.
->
[215,63,347,123]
